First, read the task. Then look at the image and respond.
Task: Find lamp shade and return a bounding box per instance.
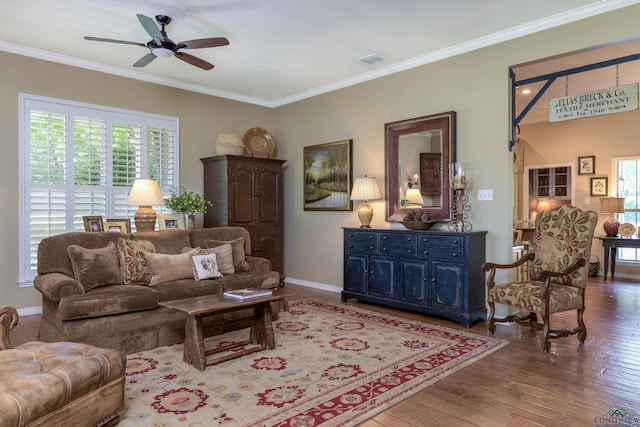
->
[599,197,625,214]
[536,199,551,211]
[405,188,424,206]
[127,179,165,232]
[127,179,165,207]
[350,176,382,201]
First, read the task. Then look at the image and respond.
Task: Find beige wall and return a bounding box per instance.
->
[521,110,640,277]
[2,4,640,311]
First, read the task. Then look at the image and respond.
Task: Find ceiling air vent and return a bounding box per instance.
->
[359,53,384,65]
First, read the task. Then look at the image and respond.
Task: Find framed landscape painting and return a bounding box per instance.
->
[303,139,353,211]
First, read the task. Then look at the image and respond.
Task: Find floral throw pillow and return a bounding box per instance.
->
[118,238,156,285]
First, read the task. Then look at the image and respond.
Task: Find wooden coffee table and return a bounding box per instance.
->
[159,291,287,371]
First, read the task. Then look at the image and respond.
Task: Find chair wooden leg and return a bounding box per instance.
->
[577,308,587,343]
[487,301,496,334]
[540,312,551,352]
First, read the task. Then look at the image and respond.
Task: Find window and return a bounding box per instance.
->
[19,94,179,285]
[613,157,639,262]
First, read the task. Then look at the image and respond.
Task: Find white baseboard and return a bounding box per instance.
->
[17,306,42,317]
[283,277,342,294]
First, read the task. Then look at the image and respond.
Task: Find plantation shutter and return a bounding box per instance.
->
[20,94,179,284]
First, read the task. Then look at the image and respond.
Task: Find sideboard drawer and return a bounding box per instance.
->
[345,231,378,242]
[380,244,417,257]
[418,234,464,248]
[380,233,417,245]
[419,247,464,261]
[345,242,378,254]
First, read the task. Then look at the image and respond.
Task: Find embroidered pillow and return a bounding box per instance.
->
[205,237,250,271]
[67,241,124,291]
[191,253,223,280]
[182,245,235,275]
[145,248,199,286]
[117,238,156,285]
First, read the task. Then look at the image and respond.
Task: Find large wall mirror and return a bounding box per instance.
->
[385,111,456,222]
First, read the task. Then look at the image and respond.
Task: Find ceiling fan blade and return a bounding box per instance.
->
[175,52,214,70]
[136,14,163,40]
[84,36,146,47]
[133,52,157,68]
[178,37,230,49]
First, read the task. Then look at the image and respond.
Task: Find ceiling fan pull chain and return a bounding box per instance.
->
[615,64,620,87]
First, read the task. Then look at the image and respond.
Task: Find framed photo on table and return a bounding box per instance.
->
[578,155,595,175]
[303,139,353,211]
[104,219,130,233]
[158,213,185,230]
[590,176,608,196]
[106,218,131,233]
[83,216,104,232]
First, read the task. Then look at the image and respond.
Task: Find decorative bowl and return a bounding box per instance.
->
[401,220,437,230]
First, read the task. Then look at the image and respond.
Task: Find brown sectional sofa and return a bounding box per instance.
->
[34,227,281,354]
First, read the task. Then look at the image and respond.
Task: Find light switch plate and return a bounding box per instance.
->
[478,189,493,201]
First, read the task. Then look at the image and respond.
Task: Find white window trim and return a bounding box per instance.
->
[18,93,179,286]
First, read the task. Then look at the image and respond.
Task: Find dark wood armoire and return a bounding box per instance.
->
[201,155,285,274]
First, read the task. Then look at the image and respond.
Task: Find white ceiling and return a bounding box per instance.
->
[1,0,639,112]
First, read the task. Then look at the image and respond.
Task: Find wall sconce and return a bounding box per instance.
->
[448,162,472,232]
[599,197,625,236]
[127,179,165,232]
[407,174,420,189]
[350,175,382,228]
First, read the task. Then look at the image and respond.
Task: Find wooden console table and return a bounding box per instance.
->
[597,236,640,280]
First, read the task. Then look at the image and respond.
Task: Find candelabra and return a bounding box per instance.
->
[448,163,472,232]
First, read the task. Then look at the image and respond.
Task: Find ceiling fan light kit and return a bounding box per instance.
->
[84,13,229,70]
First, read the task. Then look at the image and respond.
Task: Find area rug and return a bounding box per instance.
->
[119,299,507,426]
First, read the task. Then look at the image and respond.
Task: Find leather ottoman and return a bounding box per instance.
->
[0,306,125,427]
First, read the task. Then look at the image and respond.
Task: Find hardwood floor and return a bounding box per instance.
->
[11,277,640,426]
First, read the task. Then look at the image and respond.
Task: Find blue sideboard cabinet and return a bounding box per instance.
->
[342,228,487,327]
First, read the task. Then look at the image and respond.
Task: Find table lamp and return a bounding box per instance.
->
[599,197,625,236]
[350,176,382,228]
[127,179,165,232]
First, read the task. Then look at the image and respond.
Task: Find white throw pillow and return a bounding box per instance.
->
[191,253,223,280]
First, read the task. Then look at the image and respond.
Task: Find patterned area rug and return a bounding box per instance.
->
[119,299,507,426]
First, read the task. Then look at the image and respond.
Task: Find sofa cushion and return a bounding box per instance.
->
[191,253,223,280]
[152,278,223,302]
[205,238,250,271]
[118,238,156,285]
[132,229,191,254]
[183,245,235,275]
[57,285,158,320]
[145,248,199,286]
[214,270,281,292]
[67,242,124,291]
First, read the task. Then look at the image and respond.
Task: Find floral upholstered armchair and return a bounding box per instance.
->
[483,205,598,352]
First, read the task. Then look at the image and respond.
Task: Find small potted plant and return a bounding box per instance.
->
[164,186,212,229]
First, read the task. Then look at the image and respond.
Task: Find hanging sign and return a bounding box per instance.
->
[549,83,638,122]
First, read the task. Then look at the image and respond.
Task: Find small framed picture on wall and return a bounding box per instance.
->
[590,176,608,196]
[578,155,595,175]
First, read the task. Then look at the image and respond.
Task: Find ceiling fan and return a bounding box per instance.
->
[84,14,229,70]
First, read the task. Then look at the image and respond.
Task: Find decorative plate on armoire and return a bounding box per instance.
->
[243,127,275,158]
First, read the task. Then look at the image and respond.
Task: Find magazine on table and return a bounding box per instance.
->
[223,287,273,300]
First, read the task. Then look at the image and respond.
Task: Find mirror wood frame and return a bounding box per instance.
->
[385,111,457,222]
